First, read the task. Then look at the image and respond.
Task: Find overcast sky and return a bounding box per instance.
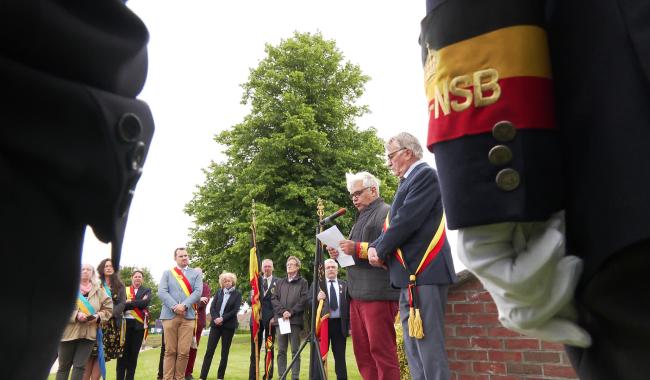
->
[81,0,463,281]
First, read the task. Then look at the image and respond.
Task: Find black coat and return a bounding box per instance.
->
[209,288,242,330]
[123,286,152,330]
[0,0,155,265]
[373,163,457,288]
[309,279,350,336]
[420,0,650,277]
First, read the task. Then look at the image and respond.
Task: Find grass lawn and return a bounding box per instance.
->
[50,332,363,379]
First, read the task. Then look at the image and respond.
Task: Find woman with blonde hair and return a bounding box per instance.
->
[56,264,112,380]
[84,258,126,380]
[199,272,242,380]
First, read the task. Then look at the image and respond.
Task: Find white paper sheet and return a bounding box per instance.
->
[316,225,355,267]
[278,317,292,335]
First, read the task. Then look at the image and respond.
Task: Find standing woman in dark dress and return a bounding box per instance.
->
[199,272,242,380]
[84,259,126,380]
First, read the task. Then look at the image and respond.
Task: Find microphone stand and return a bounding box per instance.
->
[279,222,328,380]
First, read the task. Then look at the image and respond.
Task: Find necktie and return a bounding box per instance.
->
[329,280,338,311]
[264,278,269,292]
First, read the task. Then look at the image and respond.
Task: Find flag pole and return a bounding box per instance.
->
[250,199,261,380]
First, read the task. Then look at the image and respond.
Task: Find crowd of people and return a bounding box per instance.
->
[54,132,457,380]
[55,261,152,380]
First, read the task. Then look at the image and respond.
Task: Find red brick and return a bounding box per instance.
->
[468,313,499,325]
[446,304,453,313]
[544,364,578,378]
[446,314,469,325]
[488,350,523,362]
[488,327,522,338]
[457,326,487,337]
[477,291,494,302]
[471,337,503,349]
[457,280,485,290]
[448,290,468,301]
[447,349,456,360]
[506,363,543,375]
[445,326,455,337]
[505,338,540,350]
[541,341,565,350]
[456,349,488,361]
[455,303,485,313]
[447,338,471,348]
[560,351,573,365]
[458,375,489,380]
[490,376,523,380]
[484,302,498,313]
[467,290,483,302]
[523,351,561,363]
[449,360,470,372]
[473,362,506,374]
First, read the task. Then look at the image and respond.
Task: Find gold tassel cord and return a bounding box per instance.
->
[407,275,425,339]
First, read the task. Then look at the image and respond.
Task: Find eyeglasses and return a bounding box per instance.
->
[386,147,406,161]
[349,187,371,199]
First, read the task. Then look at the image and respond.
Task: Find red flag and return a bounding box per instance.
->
[314,257,330,362]
[249,224,262,379]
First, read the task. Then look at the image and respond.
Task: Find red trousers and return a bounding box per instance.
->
[349,299,401,380]
[185,321,205,376]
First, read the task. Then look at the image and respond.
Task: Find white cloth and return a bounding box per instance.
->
[457,211,591,347]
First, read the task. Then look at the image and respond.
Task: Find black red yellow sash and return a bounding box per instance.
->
[126,286,149,342]
[171,267,198,342]
[383,212,447,338]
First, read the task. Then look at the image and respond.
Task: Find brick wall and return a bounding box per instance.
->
[445,271,578,380]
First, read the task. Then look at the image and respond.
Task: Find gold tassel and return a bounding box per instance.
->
[411,308,424,339]
[407,307,416,337]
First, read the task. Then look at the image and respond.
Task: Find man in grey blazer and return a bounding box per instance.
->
[158,248,203,380]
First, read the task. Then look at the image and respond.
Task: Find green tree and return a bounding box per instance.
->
[186,31,397,293]
[119,266,161,322]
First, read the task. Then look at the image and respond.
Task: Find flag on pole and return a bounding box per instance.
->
[250,220,262,380]
[314,256,330,363]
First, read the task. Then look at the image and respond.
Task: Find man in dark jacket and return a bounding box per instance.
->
[249,259,279,380]
[271,256,309,380]
[0,2,154,378]
[328,171,401,380]
[312,259,350,380]
[369,133,457,380]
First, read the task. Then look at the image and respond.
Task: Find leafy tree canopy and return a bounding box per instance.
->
[186,31,397,294]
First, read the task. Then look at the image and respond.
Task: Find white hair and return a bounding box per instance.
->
[324,258,339,268]
[81,263,97,286]
[345,171,381,195]
[385,132,424,159]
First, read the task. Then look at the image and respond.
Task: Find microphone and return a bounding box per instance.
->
[320,208,347,225]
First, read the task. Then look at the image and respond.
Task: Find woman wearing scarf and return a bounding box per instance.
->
[199,272,242,380]
[85,259,126,379]
[56,264,112,380]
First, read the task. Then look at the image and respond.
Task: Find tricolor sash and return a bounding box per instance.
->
[383,212,447,339]
[77,291,106,379]
[171,267,193,297]
[171,267,198,342]
[126,286,149,343]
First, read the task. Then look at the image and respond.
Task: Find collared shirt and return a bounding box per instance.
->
[262,275,273,295]
[327,278,341,318]
[287,274,297,282]
[403,159,426,180]
[219,287,234,317]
